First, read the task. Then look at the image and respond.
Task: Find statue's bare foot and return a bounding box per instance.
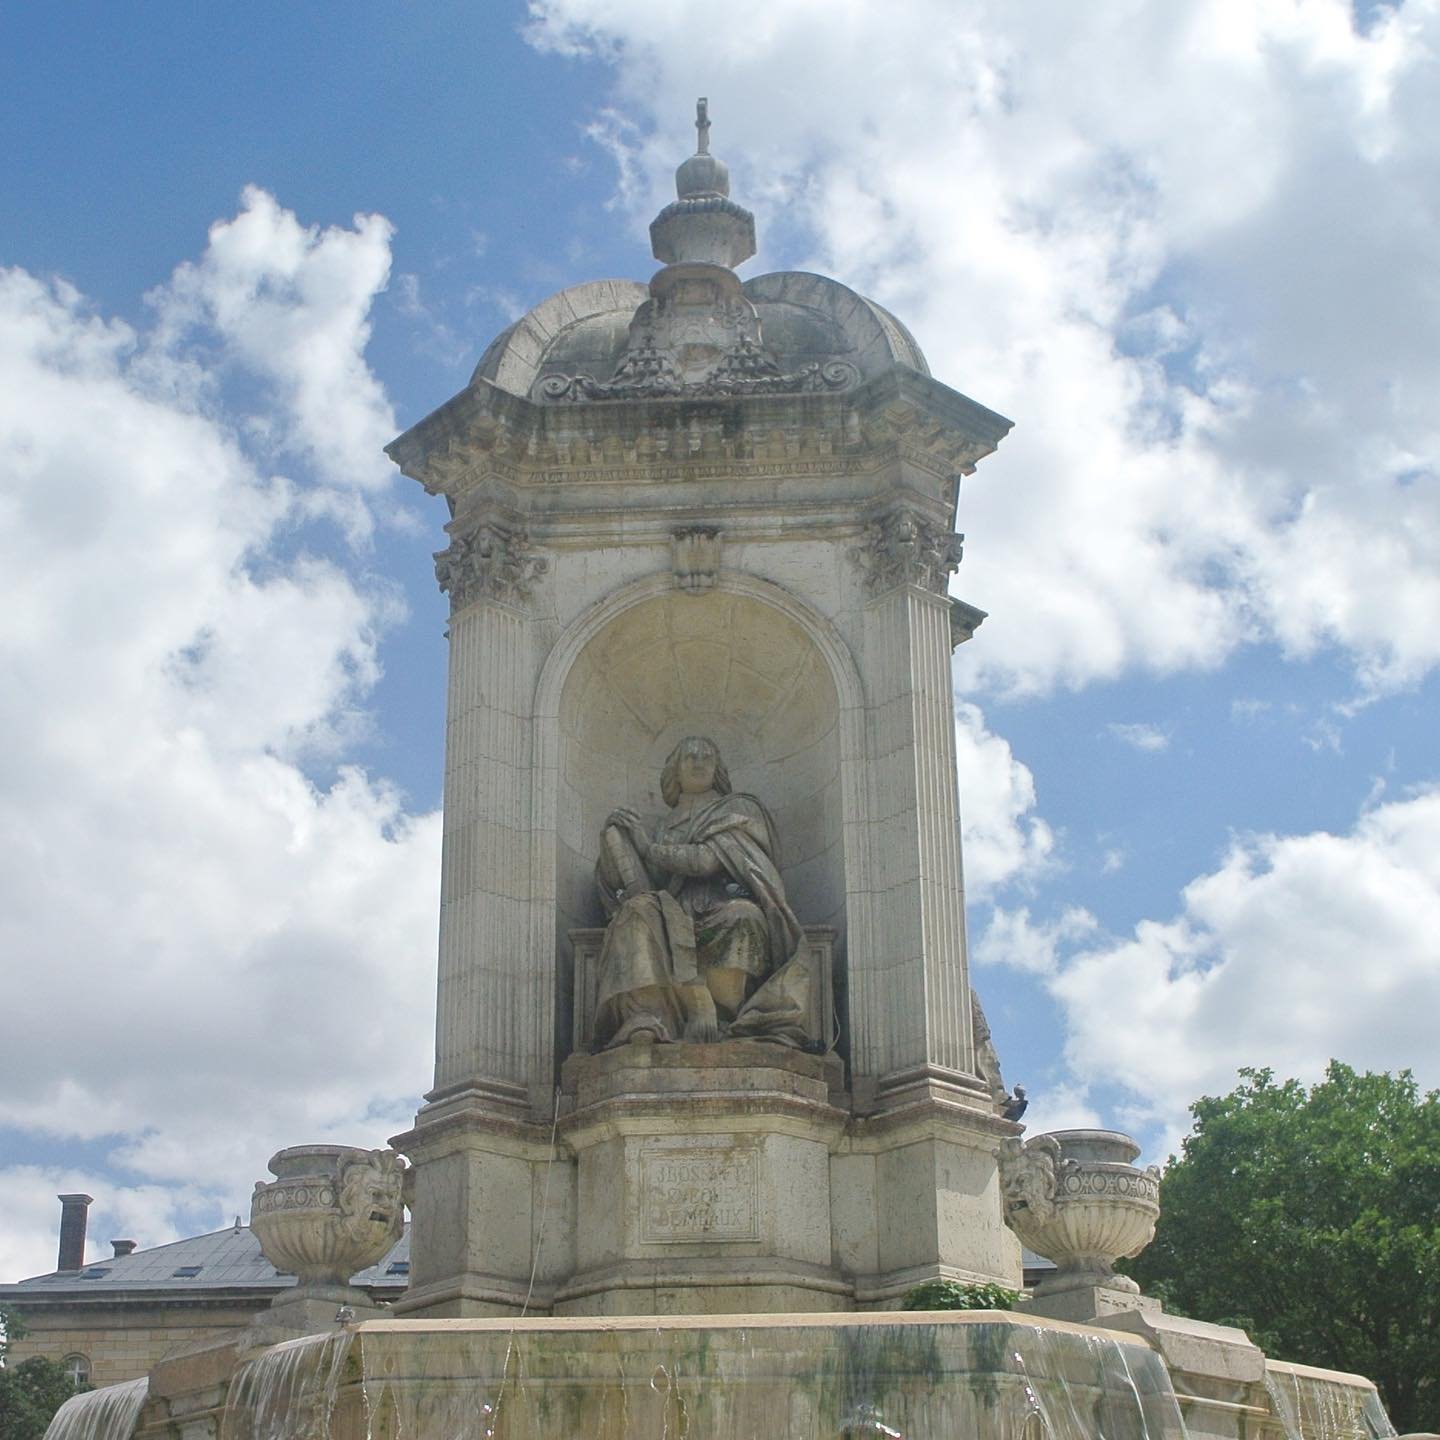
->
[679,984,719,1043]
[609,1013,670,1048]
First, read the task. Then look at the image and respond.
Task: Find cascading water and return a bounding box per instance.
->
[1265,1363,1397,1440]
[218,1312,1190,1440]
[43,1377,149,1440]
[222,1332,358,1440]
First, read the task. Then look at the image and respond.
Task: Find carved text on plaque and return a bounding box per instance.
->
[642,1146,760,1244]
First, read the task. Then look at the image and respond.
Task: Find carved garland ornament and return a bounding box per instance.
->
[539,354,858,403]
[434,521,549,610]
[851,509,964,596]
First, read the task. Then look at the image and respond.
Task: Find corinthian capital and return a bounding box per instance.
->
[851,508,964,596]
[434,520,548,611]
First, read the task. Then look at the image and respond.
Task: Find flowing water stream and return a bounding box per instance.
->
[43,1377,149,1440]
[1265,1363,1396,1440]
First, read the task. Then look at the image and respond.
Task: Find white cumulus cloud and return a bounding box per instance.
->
[149,186,398,535]
[0,195,439,1282]
[527,0,1440,700]
[1031,786,1440,1147]
[1106,722,1171,753]
[955,701,1054,899]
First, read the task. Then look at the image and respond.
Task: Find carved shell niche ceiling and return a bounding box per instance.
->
[557,590,843,894]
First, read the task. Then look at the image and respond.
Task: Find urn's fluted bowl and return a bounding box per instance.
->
[250,1144,404,1287]
[1000,1128,1160,1293]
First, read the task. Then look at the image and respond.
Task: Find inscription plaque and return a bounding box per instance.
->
[642,1146,760,1244]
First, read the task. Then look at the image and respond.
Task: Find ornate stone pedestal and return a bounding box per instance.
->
[394,1040,1022,1318]
[556,1041,848,1314]
[551,1040,1022,1315]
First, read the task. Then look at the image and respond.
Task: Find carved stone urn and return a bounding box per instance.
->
[250,1145,405,1321]
[999,1129,1160,1298]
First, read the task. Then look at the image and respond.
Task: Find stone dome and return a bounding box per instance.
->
[468,102,930,405]
[470,270,930,403]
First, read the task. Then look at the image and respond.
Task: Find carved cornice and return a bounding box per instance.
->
[949,598,988,649]
[385,368,1013,502]
[851,508,964,596]
[434,520,548,611]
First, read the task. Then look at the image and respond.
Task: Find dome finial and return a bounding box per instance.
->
[695,97,711,156]
[650,97,756,268]
[675,98,729,200]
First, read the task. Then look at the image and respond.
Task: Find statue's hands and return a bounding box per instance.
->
[606,808,648,851]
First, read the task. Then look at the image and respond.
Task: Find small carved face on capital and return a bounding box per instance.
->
[892,512,920,543]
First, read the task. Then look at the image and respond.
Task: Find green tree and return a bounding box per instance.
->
[1124,1063,1440,1434]
[0,1304,86,1440]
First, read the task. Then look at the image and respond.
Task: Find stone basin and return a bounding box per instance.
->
[216,1311,1185,1440]
[91,1308,1394,1440]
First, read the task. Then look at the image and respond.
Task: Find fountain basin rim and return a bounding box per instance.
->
[1266,1356,1387,1390]
[345,1309,1156,1348]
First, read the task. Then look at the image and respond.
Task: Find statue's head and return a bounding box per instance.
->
[661,735,731,807]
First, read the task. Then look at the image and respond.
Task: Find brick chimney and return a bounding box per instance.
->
[111,1239,137,1258]
[56,1193,93,1272]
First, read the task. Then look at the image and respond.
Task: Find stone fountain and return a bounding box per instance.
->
[46,103,1400,1440]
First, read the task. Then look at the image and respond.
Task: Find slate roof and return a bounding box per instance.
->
[0,1224,410,1297]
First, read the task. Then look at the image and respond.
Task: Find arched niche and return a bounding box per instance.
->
[550,586,850,1056]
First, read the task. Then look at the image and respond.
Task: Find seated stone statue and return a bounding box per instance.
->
[593,735,819,1050]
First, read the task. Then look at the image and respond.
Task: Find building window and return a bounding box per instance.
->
[62,1354,90,1387]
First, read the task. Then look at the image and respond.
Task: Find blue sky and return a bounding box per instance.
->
[2,0,1437,1281]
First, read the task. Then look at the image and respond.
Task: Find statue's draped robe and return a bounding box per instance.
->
[593,792,818,1048]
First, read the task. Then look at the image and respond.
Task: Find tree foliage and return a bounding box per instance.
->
[1124,1063,1440,1434]
[901,1280,1019,1312]
[0,1357,85,1440]
[0,1305,85,1440]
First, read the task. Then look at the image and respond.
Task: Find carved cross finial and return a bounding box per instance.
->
[695,97,710,155]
